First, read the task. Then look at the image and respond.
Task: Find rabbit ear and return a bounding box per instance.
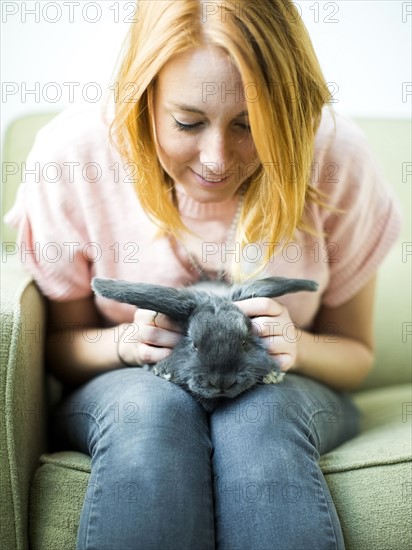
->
[91,277,196,322]
[229,276,318,301]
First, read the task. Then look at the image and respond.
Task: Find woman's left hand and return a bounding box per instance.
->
[234,297,298,372]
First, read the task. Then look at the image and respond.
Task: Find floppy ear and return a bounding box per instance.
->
[91,277,196,322]
[230,276,318,301]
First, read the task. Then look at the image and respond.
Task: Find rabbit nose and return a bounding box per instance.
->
[209,377,236,391]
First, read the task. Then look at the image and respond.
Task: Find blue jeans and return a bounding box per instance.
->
[52,368,360,550]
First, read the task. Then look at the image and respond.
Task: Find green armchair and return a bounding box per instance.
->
[1,114,411,549]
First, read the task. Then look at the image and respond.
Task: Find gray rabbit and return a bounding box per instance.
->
[92,276,318,411]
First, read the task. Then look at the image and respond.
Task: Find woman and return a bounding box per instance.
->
[6,1,402,548]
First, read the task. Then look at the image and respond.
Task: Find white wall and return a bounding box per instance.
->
[1,0,411,141]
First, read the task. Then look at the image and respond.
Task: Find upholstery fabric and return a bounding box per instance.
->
[1,263,47,549]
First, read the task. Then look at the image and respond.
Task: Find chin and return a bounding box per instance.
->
[188,188,236,205]
[180,176,245,204]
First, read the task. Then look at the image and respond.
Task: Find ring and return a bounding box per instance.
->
[152,311,159,327]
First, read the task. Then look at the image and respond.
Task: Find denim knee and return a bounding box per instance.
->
[63,370,216,550]
[53,368,213,458]
[211,372,359,457]
[208,375,355,550]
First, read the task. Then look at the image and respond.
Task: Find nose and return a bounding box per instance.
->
[199,130,233,176]
[209,375,237,392]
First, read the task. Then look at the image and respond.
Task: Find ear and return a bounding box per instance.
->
[229,276,318,301]
[91,277,196,322]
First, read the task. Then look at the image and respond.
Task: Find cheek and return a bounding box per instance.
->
[157,130,198,169]
[239,141,259,171]
[244,139,258,161]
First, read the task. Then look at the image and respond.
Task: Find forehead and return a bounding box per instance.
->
[189,306,250,340]
[155,47,247,108]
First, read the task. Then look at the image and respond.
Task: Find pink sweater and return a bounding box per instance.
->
[5,105,402,332]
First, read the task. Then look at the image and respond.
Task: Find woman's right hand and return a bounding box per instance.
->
[118,308,183,366]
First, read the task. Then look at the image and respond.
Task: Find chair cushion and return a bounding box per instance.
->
[30,453,89,549]
[321,384,412,548]
[320,384,412,472]
[29,384,412,550]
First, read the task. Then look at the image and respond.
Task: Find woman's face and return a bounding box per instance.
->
[152,47,259,203]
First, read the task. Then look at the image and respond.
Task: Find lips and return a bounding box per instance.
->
[200,176,227,183]
[191,168,231,185]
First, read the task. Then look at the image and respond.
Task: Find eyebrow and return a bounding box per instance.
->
[168,103,248,118]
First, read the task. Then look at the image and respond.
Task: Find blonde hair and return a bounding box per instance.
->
[110,0,335,281]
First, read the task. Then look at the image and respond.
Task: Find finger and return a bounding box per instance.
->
[261,336,296,371]
[261,334,295,355]
[139,324,182,348]
[250,316,284,337]
[135,308,183,333]
[259,333,281,352]
[272,353,294,372]
[136,343,174,365]
[256,336,295,372]
[234,297,283,318]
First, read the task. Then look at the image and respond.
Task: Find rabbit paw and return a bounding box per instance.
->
[152,365,174,382]
[262,370,285,385]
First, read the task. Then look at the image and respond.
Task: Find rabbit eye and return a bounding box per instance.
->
[192,342,198,351]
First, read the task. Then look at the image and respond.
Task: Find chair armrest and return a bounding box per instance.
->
[0,260,47,550]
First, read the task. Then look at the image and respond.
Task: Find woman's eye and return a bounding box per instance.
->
[236,123,251,132]
[172,118,201,132]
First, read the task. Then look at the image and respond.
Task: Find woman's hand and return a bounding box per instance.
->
[118,309,183,366]
[234,297,298,372]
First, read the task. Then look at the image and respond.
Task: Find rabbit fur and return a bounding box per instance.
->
[92,276,318,411]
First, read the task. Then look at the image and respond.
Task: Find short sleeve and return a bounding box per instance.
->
[317,113,403,308]
[4,120,93,302]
